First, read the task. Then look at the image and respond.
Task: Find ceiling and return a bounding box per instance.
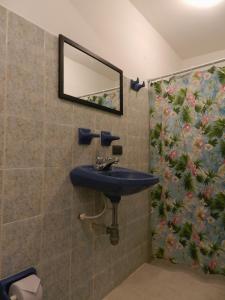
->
[130,0,225,59]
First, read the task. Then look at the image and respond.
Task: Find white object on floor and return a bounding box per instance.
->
[9,275,43,300]
[104,263,225,300]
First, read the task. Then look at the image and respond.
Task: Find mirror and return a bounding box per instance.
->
[59,35,123,115]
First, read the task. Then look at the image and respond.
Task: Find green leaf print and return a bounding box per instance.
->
[196,174,204,183]
[151,185,163,201]
[158,202,165,217]
[174,88,187,106]
[153,82,162,95]
[220,140,225,158]
[175,154,189,172]
[217,68,225,85]
[222,213,225,229]
[207,66,216,74]
[179,222,192,240]
[155,247,164,259]
[210,193,225,211]
[150,123,162,140]
[189,242,199,262]
[208,139,218,147]
[207,118,225,138]
[204,170,218,185]
[195,105,202,113]
[182,106,192,123]
[202,99,213,113]
[184,173,194,191]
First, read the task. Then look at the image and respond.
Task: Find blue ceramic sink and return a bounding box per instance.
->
[70,165,159,202]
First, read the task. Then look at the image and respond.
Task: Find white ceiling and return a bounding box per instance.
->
[130,0,225,59]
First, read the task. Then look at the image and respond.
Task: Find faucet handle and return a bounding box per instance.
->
[78,128,100,145]
[101,131,120,146]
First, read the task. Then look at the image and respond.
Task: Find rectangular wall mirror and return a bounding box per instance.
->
[59,35,123,115]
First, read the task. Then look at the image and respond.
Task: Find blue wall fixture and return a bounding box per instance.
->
[101,131,120,146]
[0,268,37,300]
[130,77,145,92]
[78,128,100,145]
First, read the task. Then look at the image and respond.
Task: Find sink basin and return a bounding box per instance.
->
[70,165,159,202]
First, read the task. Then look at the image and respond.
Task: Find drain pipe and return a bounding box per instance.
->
[107,202,119,245]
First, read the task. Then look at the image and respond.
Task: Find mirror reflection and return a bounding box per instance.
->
[59,35,123,115]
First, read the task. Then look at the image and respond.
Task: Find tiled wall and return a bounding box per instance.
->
[0,5,150,300]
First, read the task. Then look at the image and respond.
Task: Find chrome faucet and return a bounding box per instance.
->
[95,156,119,171]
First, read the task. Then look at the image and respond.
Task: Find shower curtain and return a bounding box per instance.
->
[149,66,225,275]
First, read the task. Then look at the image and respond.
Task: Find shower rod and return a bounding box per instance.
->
[147,57,225,83]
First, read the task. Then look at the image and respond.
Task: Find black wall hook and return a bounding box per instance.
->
[130,77,145,92]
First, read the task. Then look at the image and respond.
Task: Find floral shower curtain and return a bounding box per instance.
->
[149,66,225,275]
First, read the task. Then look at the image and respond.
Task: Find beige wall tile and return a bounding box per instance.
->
[41,209,71,258]
[38,253,70,300]
[44,32,74,125]
[1,216,41,277]
[6,12,44,120]
[44,123,73,167]
[3,168,42,224]
[73,105,97,129]
[71,243,93,287]
[0,5,6,114]
[5,116,44,168]
[71,208,94,249]
[43,167,72,213]
[71,280,93,300]
[0,8,151,299]
[0,114,4,167]
[93,268,114,300]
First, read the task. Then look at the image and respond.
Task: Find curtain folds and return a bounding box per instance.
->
[149,65,225,275]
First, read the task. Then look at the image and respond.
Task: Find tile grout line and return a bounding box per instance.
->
[39,30,47,271]
[0,7,9,277]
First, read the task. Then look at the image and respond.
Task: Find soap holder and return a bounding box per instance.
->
[101,131,120,146]
[0,268,37,300]
[78,128,100,145]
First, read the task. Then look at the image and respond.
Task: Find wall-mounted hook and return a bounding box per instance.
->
[78,128,100,145]
[101,131,120,146]
[130,77,145,92]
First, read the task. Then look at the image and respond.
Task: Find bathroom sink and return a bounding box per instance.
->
[70,165,159,202]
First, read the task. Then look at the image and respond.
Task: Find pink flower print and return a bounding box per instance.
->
[159,156,165,163]
[208,259,217,271]
[172,216,181,225]
[166,234,176,247]
[195,71,203,78]
[192,232,200,245]
[203,186,213,199]
[188,161,197,176]
[156,95,163,102]
[196,207,207,222]
[194,137,204,149]
[183,123,191,132]
[164,168,172,180]
[187,93,196,107]
[203,72,211,80]
[159,219,167,229]
[169,150,177,160]
[166,86,176,95]
[164,107,171,116]
[201,115,209,126]
[221,84,225,92]
[172,176,179,183]
[186,192,193,201]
